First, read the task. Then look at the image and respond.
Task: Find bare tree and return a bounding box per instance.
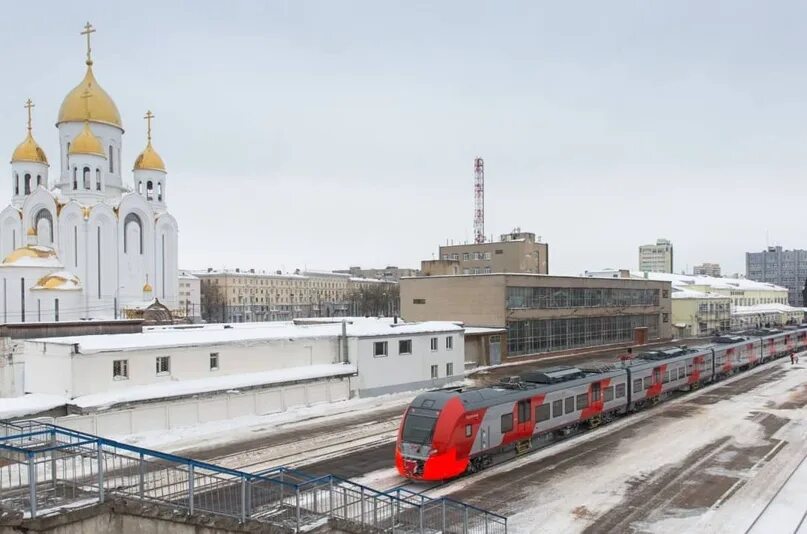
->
[200,281,227,323]
[347,283,400,317]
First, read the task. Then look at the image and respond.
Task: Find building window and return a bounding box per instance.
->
[446,362,453,376]
[113,359,129,380]
[83,167,90,189]
[484,252,492,260]
[96,169,101,190]
[156,356,171,375]
[430,337,438,351]
[24,174,31,195]
[463,253,470,261]
[662,313,669,323]
[445,336,453,350]
[413,298,426,304]
[109,145,114,172]
[72,167,77,189]
[210,352,219,371]
[399,339,412,355]
[501,413,513,433]
[14,173,19,195]
[373,341,388,357]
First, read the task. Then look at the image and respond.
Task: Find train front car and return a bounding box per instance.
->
[396,391,472,481]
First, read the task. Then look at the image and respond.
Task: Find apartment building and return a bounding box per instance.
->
[437,229,548,275]
[639,238,674,273]
[334,265,420,282]
[746,246,807,306]
[177,271,201,322]
[693,263,721,277]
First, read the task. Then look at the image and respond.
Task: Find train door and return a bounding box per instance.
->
[653,367,663,387]
[481,427,488,450]
[517,399,531,435]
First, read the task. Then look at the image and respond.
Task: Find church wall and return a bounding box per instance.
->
[0,267,56,323]
[0,209,21,258]
[57,121,123,193]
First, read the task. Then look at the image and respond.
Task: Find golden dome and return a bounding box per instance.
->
[133,142,166,172]
[26,227,37,236]
[143,281,153,292]
[69,122,106,158]
[11,133,48,166]
[58,65,122,128]
[2,245,59,266]
[33,271,81,290]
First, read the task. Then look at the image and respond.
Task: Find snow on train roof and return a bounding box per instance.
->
[29,319,463,354]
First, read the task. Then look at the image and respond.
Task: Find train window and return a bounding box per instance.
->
[501,413,513,433]
[615,383,626,398]
[552,399,563,417]
[535,404,550,422]
[633,379,642,393]
[604,386,614,402]
[564,397,575,414]
[518,400,531,423]
[643,377,652,390]
[576,394,588,410]
[663,371,670,384]
[465,424,472,438]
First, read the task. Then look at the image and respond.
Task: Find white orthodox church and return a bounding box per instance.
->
[0,24,178,323]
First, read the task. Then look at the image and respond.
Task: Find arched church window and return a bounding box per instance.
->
[157,182,163,202]
[24,174,31,195]
[96,169,101,191]
[82,167,90,190]
[123,213,143,254]
[36,175,41,187]
[34,209,53,244]
[14,173,18,195]
[138,181,143,195]
[146,181,154,201]
[72,168,77,190]
[109,146,114,173]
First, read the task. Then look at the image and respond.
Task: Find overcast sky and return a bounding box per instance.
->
[2,1,806,276]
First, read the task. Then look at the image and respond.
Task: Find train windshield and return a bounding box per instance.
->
[402,408,439,444]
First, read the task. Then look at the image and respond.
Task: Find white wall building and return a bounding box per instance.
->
[178,271,201,322]
[0,25,178,323]
[22,319,465,404]
[639,238,674,273]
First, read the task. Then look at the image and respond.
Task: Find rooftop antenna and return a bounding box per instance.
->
[474,157,485,244]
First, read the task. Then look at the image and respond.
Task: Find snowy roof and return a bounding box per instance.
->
[1,246,63,268]
[0,393,67,419]
[463,326,507,335]
[69,363,356,409]
[732,303,807,316]
[586,269,787,293]
[194,269,309,279]
[31,270,82,291]
[672,288,729,300]
[30,319,464,354]
[178,271,199,280]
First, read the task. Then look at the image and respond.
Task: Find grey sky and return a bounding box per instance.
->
[2,1,806,276]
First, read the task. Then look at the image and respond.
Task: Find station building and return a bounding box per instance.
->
[400,273,672,363]
[437,229,548,275]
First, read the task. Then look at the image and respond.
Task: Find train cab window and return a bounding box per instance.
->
[552,399,563,418]
[633,379,642,393]
[564,397,575,414]
[501,413,513,433]
[643,377,652,390]
[465,424,472,438]
[517,400,531,423]
[615,383,626,398]
[604,386,614,402]
[576,394,588,410]
[591,383,601,402]
[535,404,550,422]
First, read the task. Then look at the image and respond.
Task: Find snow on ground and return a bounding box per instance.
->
[431,357,807,533]
[0,393,67,419]
[115,389,414,452]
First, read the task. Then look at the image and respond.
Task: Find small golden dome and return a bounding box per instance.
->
[133,143,166,172]
[58,65,122,128]
[143,282,153,292]
[34,271,81,290]
[26,227,37,236]
[69,122,106,158]
[2,245,59,265]
[11,133,48,166]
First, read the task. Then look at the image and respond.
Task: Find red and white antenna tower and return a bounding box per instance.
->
[473,157,485,244]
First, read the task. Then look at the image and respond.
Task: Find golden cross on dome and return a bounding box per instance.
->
[81,22,96,65]
[144,110,155,143]
[80,89,93,120]
[24,99,34,133]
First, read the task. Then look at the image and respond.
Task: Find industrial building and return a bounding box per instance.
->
[746,246,807,307]
[401,273,672,362]
[639,238,674,273]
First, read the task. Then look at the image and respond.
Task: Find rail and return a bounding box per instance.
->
[0,420,506,533]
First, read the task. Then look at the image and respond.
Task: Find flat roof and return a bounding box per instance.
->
[402,273,670,284]
[30,319,464,354]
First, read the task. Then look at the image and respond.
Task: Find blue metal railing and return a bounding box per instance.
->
[0,419,507,533]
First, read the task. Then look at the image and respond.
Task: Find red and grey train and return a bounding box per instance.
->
[395,326,807,481]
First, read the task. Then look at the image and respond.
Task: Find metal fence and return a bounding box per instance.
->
[0,420,506,533]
